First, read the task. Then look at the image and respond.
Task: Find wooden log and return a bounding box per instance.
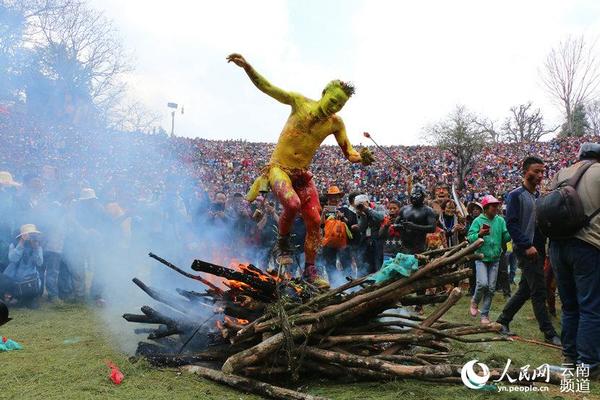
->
[419,287,463,328]
[192,259,276,295]
[382,287,462,356]
[123,313,162,324]
[283,241,482,327]
[143,351,228,367]
[183,365,330,400]
[132,278,193,315]
[417,242,467,258]
[140,305,196,333]
[233,275,371,343]
[399,294,448,306]
[304,347,563,384]
[149,252,224,294]
[377,313,468,329]
[254,267,473,332]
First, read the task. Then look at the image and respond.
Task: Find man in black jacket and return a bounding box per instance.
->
[496,156,560,345]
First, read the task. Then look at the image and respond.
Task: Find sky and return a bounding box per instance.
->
[92,0,600,145]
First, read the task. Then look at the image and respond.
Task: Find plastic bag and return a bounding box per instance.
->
[0,336,23,352]
[106,361,124,385]
[372,253,419,283]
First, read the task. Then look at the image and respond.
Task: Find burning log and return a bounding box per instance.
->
[191,259,277,295]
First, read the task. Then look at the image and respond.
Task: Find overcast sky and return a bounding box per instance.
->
[92,0,600,145]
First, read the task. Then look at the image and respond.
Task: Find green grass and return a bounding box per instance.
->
[2,292,599,400]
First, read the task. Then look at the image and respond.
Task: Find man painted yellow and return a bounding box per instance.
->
[227,53,372,283]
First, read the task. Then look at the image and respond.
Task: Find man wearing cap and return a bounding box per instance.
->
[466,195,511,325]
[321,186,351,284]
[495,156,561,345]
[66,188,106,303]
[548,143,600,376]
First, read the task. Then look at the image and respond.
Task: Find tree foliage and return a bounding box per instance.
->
[541,35,600,136]
[584,99,600,136]
[425,106,487,190]
[501,102,558,143]
[0,0,137,128]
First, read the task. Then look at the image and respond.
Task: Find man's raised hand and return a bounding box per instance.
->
[227,53,248,68]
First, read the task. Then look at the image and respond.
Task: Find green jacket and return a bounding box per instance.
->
[467,214,511,262]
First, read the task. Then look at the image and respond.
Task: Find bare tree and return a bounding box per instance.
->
[501,102,558,143]
[541,35,600,136]
[475,117,500,143]
[108,100,162,133]
[425,106,487,190]
[31,0,131,112]
[585,99,600,136]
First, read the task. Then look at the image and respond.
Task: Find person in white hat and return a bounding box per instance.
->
[1,224,43,308]
[0,171,21,187]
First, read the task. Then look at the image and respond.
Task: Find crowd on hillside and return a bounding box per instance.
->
[1,113,599,377]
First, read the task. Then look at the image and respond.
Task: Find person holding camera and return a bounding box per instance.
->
[1,224,43,308]
[353,193,386,275]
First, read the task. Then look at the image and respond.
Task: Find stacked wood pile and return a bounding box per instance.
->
[124,239,561,400]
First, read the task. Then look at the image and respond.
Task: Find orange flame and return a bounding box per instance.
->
[224,280,251,291]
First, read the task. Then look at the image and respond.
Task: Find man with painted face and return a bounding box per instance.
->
[396,184,437,255]
[227,53,372,284]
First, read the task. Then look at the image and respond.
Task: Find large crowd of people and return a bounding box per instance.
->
[1,112,599,377]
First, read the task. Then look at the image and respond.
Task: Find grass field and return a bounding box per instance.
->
[2,292,599,400]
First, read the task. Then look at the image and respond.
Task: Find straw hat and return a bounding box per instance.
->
[327,186,343,196]
[0,171,21,187]
[16,224,41,239]
[78,188,97,201]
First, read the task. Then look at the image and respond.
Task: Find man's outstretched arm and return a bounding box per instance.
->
[227,53,295,105]
[334,118,362,163]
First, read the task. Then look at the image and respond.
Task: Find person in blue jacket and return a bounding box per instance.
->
[495,157,560,346]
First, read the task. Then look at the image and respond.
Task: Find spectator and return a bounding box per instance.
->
[466,201,483,295]
[2,224,44,308]
[0,171,20,272]
[254,198,279,270]
[355,193,385,274]
[548,142,600,376]
[438,199,466,248]
[398,185,437,255]
[495,156,560,345]
[321,186,352,281]
[467,195,511,325]
[379,200,403,262]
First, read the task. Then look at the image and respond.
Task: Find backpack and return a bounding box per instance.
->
[323,218,348,249]
[536,161,600,240]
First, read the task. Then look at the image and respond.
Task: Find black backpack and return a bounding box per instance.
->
[536,161,600,240]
